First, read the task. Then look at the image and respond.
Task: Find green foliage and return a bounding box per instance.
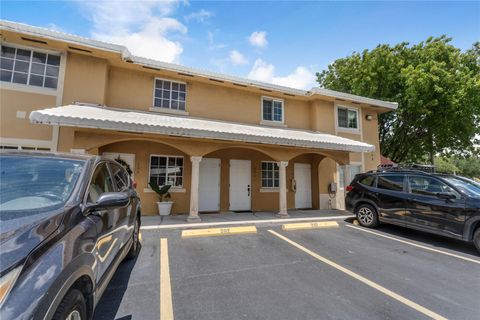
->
[148,182,172,202]
[451,156,480,178]
[317,37,480,164]
[434,157,459,174]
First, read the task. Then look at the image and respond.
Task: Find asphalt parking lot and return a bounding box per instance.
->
[94,218,480,320]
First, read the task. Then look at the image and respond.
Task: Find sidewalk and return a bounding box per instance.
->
[141,209,353,229]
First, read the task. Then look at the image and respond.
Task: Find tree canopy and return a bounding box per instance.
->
[317,36,480,164]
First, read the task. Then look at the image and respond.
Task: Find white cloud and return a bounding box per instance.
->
[248,59,316,90]
[77,0,186,63]
[248,31,268,48]
[207,31,226,50]
[184,9,214,23]
[229,50,248,65]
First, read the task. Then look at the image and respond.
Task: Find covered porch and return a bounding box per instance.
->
[30,104,375,221]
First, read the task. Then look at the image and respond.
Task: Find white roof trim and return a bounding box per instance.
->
[30,105,375,153]
[2,19,397,110]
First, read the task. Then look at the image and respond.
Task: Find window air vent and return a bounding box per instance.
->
[68,46,92,53]
[143,66,161,71]
[177,72,195,77]
[209,78,224,83]
[232,83,248,87]
[260,88,272,92]
[21,37,47,44]
[284,93,295,97]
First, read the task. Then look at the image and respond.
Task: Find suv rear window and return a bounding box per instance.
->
[359,175,376,187]
[377,174,404,191]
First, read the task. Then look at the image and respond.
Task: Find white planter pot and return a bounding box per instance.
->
[157,201,173,216]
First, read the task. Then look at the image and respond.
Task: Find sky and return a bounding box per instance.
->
[1,1,479,90]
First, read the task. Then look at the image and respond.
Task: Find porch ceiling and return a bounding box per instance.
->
[30,104,375,153]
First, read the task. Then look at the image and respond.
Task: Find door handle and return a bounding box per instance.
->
[247,185,251,197]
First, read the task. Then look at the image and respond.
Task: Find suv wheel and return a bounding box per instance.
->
[356,204,379,228]
[125,216,140,260]
[473,228,480,253]
[52,289,86,320]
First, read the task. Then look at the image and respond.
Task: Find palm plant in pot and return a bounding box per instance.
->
[149,182,173,216]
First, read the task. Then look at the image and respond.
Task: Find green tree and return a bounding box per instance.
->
[317,36,480,164]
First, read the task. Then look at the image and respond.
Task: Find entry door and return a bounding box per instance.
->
[102,152,136,179]
[294,163,312,209]
[199,158,221,212]
[229,160,251,211]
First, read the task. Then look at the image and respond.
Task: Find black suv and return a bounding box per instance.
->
[0,151,141,320]
[345,170,480,252]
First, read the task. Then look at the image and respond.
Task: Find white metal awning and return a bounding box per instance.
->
[30,104,375,153]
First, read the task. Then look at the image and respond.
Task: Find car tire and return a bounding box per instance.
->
[355,204,379,228]
[52,288,87,320]
[473,227,480,253]
[125,215,140,260]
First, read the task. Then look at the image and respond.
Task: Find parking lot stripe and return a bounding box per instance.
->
[268,230,448,320]
[282,221,339,231]
[346,224,480,265]
[181,226,257,238]
[160,238,174,320]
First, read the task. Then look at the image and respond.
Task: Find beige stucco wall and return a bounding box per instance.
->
[0,89,54,141]
[62,52,109,105]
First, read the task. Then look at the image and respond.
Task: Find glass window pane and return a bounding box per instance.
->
[47,54,60,66]
[44,77,58,89]
[0,70,12,82]
[338,108,348,128]
[263,100,272,120]
[31,63,46,75]
[29,74,44,87]
[179,92,186,101]
[32,52,47,63]
[159,157,167,166]
[154,98,162,107]
[154,89,162,99]
[16,49,31,61]
[178,101,185,110]
[45,65,59,77]
[0,58,14,70]
[14,60,29,72]
[155,80,162,89]
[12,72,28,84]
[151,156,159,166]
[348,110,358,128]
[179,83,186,92]
[378,175,404,191]
[162,90,170,99]
[163,81,171,90]
[176,157,183,166]
[171,101,179,109]
[1,46,16,58]
[161,99,170,108]
[172,91,178,100]
[274,179,279,188]
[172,82,179,90]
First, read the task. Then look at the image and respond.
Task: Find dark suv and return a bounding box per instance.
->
[0,151,141,320]
[345,170,480,252]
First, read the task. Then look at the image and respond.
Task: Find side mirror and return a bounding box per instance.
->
[84,192,130,213]
[436,192,456,201]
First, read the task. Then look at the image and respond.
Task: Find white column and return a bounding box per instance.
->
[275,161,289,218]
[187,156,202,222]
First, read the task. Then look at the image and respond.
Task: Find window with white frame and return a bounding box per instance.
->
[337,106,359,130]
[261,161,279,188]
[1,45,61,89]
[149,155,184,187]
[153,79,186,111]
[262,97,283,122]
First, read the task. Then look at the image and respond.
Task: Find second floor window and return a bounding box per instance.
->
[1,45,60,89]
[262,97,283,123]
[337,106,359,130]
[154,79,186,111]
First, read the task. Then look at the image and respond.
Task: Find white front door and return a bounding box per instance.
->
[294,163,312,209]
[102,152,136,179]
[229,159,251,211]
[199,158,221,212]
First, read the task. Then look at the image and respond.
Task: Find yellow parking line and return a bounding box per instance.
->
[160,238,174,320]
[181,226,257,238]
[346,224,480,265]
[282,221,339,231]
[268,230,447,320]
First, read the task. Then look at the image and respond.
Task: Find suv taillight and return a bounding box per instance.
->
[345,185,353,192]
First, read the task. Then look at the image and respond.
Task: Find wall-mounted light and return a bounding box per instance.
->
[365,114,373,121]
